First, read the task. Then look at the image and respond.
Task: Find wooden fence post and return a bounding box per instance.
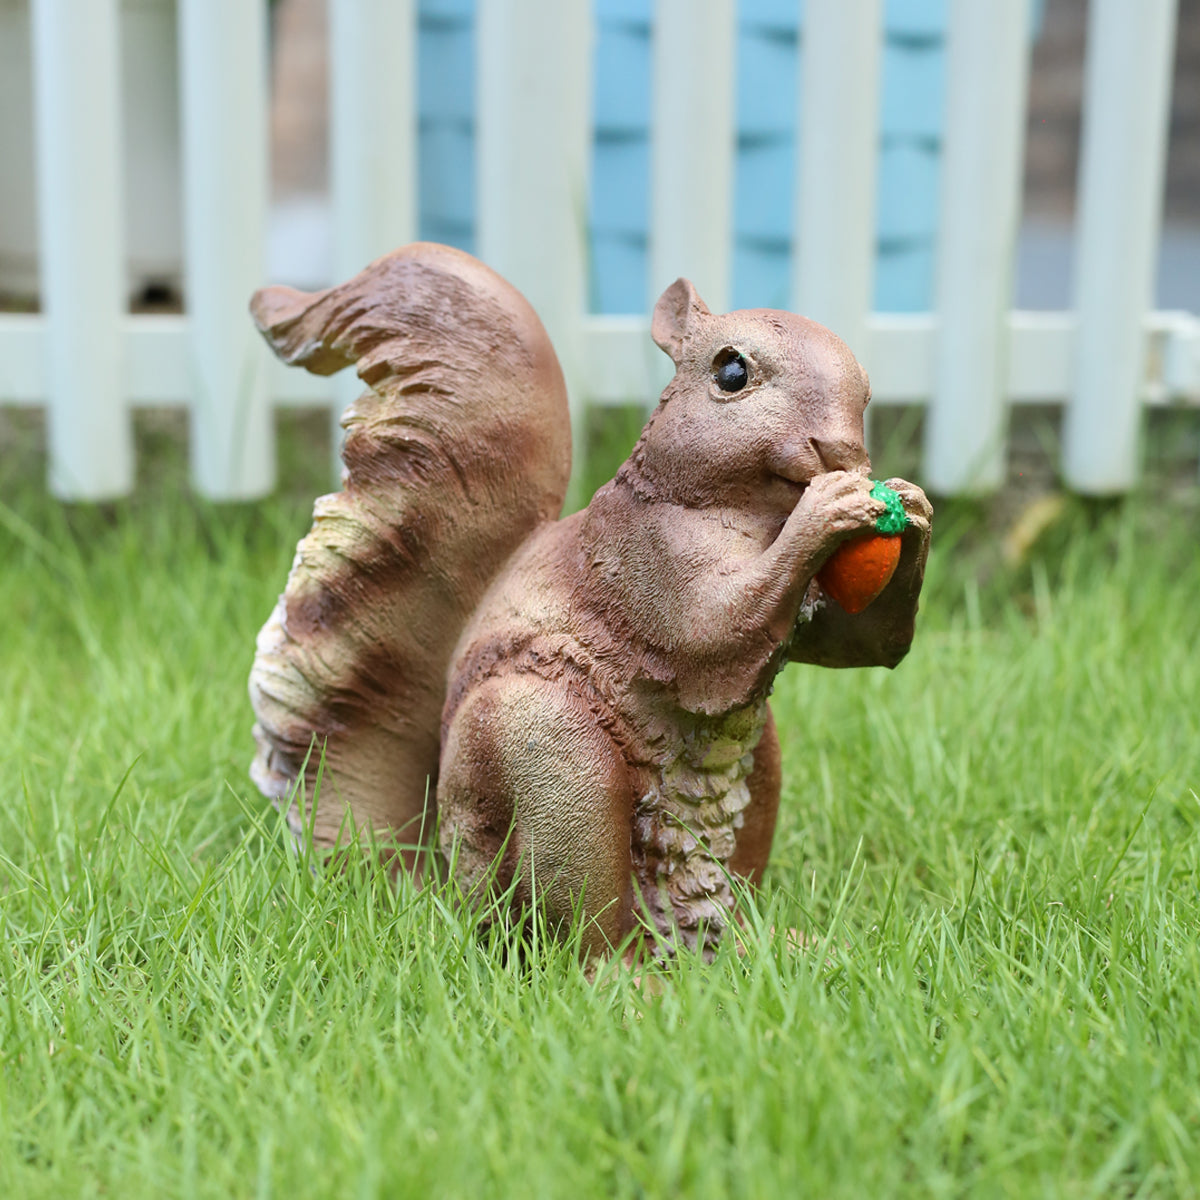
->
[793,0,883,370]
[1062,0,1178,493]
[924,0,1032,495]
[179,0,274,499]
[31,0,131,499]
[649,0,736,316]
[477,0,592,504]
[329,0,418,481]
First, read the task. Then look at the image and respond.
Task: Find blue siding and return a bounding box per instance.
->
[883,0,946,40]
[416,2,475,254]
[735,22,798,138]
[734,137,795,242]
[413,0,1029,316]
[730,16,798,310]
[880,38,945,140]
[876,140,941,242]
[588,7,653,313]
[592,14,653,130]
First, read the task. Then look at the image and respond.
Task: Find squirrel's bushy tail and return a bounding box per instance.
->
[248,243,571,856]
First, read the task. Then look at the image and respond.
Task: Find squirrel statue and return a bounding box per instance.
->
[248,242,932,957]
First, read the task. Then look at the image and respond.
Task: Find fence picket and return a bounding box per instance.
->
[30,0,130,500]
[794,0,883,367]
[178,0,273,499]
[1062,0,1179,493]
[477,0,592,493]
[649,0,736,316]
[924,0,1033,495]
[329,0,418,479]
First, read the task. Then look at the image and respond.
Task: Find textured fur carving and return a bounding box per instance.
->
[248,244,932,954]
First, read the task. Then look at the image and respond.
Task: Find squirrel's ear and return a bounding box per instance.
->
[651,278,710,365]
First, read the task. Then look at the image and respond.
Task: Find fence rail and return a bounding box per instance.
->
[1,0,1197,501]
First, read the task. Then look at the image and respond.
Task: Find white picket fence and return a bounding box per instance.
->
[0,0,1197,500]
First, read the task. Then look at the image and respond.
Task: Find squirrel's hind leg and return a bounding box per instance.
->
[437,674,636,958]
[727,704,782,886]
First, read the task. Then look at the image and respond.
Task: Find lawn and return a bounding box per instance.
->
[1,414,1198,1197]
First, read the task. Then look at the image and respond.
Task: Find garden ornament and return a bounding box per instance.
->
[248,243,932,957]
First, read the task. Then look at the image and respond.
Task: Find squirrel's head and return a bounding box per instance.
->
[634,278,872,514]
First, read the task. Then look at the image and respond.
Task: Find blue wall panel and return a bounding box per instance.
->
[732,238,792,312]
[416,1,475,254]
[879,39,945,139]
[587,6,652,310]
[734,136,795,241]
[420,0,474,16]
[746,0,807,31]
[876,141,941,242]
[590,231,648,314]
[591,136,650,236]
[418,123,475,227]
[593,18,653,132]
[884,0,947,40]
[596,0,651,21]
[736,24,798,137]
[418,22,476,123]
[875,238,936,312]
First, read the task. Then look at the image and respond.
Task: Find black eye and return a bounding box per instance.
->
[712,348,748,393]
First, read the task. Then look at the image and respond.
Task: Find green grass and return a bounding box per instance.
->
[1,420,1199,1198]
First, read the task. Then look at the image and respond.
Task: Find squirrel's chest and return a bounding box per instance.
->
[629,699,769,956]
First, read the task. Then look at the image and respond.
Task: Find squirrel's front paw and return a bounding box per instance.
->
[882,477,933,542]
[797,471,883,544]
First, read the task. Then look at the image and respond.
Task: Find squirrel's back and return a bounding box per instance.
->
[248,244,571,856]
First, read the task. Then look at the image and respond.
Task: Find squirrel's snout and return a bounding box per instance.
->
[772,435,868,485]
[810,436,869,475]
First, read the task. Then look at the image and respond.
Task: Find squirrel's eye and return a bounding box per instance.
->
[712,348,748,393]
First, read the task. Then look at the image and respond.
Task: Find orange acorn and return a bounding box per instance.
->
[817,533,902,614]
[816,480,908,614]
